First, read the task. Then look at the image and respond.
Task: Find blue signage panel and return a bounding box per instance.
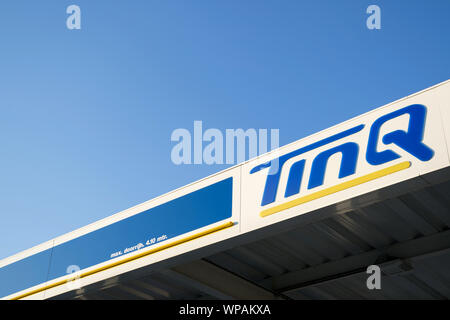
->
[0,249,52,299]
[0,177,233,298]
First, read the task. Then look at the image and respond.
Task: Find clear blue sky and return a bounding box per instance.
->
[0,0,449,259]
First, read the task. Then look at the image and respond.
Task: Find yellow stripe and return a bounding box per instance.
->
[10,221,235,300]
[260,161,411,218]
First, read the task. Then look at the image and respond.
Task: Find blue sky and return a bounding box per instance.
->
[0,0,449,259]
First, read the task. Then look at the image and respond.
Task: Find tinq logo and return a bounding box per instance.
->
[251,104,434,217]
